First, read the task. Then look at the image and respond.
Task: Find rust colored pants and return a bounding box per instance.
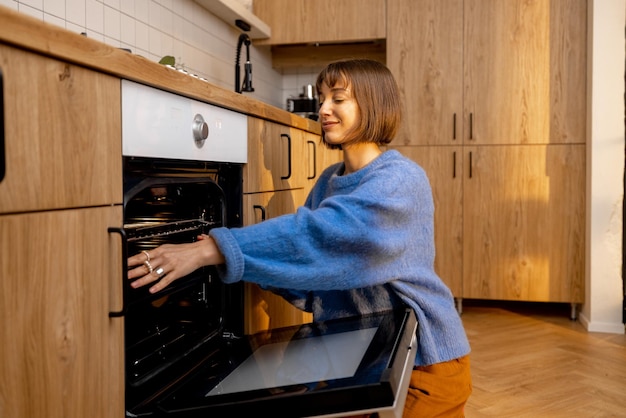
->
[403,355,472,417]
[347,355,471,418]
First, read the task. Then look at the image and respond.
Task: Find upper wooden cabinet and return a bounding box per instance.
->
[388,0,587,146]
[0,44,122,214]
[253,0,386,45]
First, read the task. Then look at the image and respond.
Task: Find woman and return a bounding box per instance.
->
[128,59,472,417]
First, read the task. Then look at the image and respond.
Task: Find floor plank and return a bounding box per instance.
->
[461,301,626,418]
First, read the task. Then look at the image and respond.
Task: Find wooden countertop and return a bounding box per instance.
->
[0,5,320,134]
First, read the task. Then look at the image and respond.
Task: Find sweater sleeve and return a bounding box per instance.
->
[210,152,435,292]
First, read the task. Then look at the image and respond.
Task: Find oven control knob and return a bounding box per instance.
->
[192,114,209,148]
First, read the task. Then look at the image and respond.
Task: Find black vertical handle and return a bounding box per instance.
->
[469,113,473,140]
[307,140,317,179]
[453,151,457,178]
[108,227,128,318]
[281,133,292,180]
[0,69,5,183]
[468,151,473,179]
[253,205,266,222]
[452,113,456,140]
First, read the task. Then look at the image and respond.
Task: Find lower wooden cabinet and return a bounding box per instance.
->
[243,116,340,334]
[392,144,585,305]
[0,206,124,418]
[242,189,312,334]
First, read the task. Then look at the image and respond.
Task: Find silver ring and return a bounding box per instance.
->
[155,267,164,277]
[144,260,153,273]
[142,250,150,262]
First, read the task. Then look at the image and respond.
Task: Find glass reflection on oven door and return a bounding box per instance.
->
[156,308,418,418]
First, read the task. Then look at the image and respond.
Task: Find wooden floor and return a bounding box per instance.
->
[461,300,626,418]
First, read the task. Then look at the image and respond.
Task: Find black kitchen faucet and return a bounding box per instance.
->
[235,32,254,94]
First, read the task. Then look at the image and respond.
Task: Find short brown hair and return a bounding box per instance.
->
[315,59,402,149]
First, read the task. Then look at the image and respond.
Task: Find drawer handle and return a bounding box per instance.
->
[0,69,4,183]
[281,133,292,180]
[253,205,266,222]
[307,140,316,179]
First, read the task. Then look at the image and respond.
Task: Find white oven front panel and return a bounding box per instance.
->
[122,79,247,163]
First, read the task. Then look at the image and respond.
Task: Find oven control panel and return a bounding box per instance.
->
[122,80,247,163]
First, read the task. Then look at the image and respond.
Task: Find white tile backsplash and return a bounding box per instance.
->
[4,0,291,109]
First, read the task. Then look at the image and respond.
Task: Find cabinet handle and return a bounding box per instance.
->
[281,133,292,180]
[468,151,473,179]
[253,204,266,222]
[453,113,456,140]
[469,113,473,140]
[108,227,128,318]
[0,69,4,183]
[453,151,457,178]
[307,140,316,179]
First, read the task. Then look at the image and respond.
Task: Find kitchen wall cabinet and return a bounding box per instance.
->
[252,0,386,69]
[387,0,586,309]
[389,0,586,146]
[253,0,386,46]
[243,117,340,334]
[0,44,124,418]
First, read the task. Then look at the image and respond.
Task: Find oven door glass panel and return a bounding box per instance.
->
[155,308,417,417]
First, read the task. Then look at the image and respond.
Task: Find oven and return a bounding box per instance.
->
[121,80,418,418]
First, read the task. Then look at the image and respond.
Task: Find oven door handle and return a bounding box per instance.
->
[108,227,128,318]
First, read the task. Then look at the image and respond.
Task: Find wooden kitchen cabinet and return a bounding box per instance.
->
[244,117,309,193]
[0,44,122,213]
[243,117,331,333]
[387,0,586,307]
[0,208,124,418]
[462,145,585,302]
[388,0,586,146]
[253,0,386,45]
[392,143,586,306]
[0,44,124,418]
[390,146,464,297]
[242,189,312,334]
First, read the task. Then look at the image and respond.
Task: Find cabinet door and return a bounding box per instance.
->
[390,146,463,297]
[0,206,124,418]
[464,0,586,144]
[242,190,312,334]
[462,145,585,302]
[244,117,306,193]
[387,0,463,146]
[0,44,122,214]
[254,0,386,45]
[303,133,343,196]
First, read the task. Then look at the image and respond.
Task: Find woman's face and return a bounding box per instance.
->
[318,80,360,146]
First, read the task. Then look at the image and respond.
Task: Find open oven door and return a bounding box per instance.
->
[152,308,417,418]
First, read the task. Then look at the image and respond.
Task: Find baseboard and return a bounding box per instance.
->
[579,311,626,334]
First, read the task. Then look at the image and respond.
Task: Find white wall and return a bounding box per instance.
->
[582,0,626,334]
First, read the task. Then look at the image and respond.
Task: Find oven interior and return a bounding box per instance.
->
[123,158,244,416]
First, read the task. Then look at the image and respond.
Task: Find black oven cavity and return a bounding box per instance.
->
[122,158,244,416]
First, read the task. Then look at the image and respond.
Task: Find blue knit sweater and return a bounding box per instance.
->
[210,150,470,366]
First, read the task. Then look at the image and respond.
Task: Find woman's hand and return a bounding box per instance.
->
[127,234,225,293]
